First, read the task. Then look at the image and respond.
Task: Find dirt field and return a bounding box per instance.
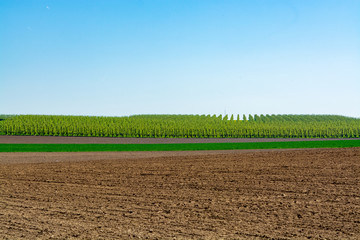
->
[1,148,359,239]
[1,135,359,144]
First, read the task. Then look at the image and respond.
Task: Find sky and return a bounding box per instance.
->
[1,0,359,118]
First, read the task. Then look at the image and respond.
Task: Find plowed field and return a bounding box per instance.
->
[1,148,360,239]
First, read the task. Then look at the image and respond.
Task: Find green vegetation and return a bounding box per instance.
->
[0,115,15,121]
[0,114,359,138]
[1,140,359,152]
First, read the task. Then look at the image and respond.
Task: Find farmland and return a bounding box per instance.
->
[1,114,359,138]
[1,148,360,239]
[1,114,360,239]
[1,140,360,152]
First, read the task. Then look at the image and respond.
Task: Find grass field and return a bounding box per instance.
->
[1,140,360,152]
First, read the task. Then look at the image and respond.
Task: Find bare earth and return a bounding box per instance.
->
[1,147,360,239]
[1,135,359,144]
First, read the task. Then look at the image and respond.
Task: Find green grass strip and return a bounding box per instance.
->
[1,140,360,152]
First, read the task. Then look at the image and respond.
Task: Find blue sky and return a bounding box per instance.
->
[1,0,359,117]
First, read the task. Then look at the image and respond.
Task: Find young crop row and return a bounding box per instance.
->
[0,114,359,138]
[2,140,360,152]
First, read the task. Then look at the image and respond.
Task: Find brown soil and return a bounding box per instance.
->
[0,149,305,165]
[1,135,359,144]
[1,148,360,239]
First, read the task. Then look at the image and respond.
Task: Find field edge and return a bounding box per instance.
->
[1,140,360,152]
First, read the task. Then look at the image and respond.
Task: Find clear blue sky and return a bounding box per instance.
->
[1,0,359,117]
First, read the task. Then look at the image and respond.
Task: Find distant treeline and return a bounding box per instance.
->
[0,114,359,138]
